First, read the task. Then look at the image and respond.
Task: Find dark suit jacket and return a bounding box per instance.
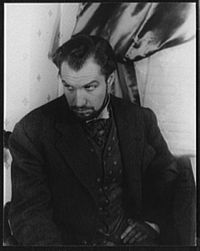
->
[8,95,178,245]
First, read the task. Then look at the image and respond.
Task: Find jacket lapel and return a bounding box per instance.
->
[111,96,143,212]
[53,95,144,211]
[54,96,101,204]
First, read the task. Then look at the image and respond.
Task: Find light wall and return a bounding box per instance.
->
[135,39,196,178]
[4,3,79,204]
[135,39,196,157]
[4,3,79,132]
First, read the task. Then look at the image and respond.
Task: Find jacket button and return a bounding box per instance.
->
[105,199,109,205]
[98,187,103,192]
[108,146,112,151]
[97,177,101,183]
[98,228,104,233]
[104,186,108,191]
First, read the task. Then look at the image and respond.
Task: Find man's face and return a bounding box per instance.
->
[60,57,112,120]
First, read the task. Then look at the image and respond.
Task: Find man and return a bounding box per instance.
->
[8,35,179,246]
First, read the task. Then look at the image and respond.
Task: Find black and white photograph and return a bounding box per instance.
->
[3,2,196,246]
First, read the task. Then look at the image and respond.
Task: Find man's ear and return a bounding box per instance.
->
[107,72,115,92]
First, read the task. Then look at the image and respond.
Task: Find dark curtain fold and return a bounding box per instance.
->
[115,62,140,104]
[72,2,195,103]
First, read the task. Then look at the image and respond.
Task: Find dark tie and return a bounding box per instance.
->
[84,118,111,148]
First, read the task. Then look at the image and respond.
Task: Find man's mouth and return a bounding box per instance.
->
[73,109,90,113]
[72,108,94,116]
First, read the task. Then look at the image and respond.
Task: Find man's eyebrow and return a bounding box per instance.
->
[61,79,99,87]
[84,81,99,87]
[61,79,69,85]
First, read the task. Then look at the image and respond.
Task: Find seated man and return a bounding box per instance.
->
[8,34,179,246]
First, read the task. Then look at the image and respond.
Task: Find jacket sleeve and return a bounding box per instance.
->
[143,108,179,192]
[142,108,180,228]
[8,119,63,246]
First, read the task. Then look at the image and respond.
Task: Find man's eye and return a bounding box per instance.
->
[64,85,74,91]
[85,85,96,91]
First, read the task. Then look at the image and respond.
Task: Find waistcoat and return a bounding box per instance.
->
[83,115,130,245]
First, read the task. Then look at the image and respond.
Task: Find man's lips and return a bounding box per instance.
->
[73,110,90,113]
[72,108,93,113]
[72,109,94,115]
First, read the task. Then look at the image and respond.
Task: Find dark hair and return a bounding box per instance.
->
[52,34,117,79]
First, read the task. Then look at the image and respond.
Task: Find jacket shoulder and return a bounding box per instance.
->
[111,95,155,121]
[12,96,65,138]
[19,96,63,123]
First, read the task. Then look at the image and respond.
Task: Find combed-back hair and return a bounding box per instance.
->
[52,34,117,79]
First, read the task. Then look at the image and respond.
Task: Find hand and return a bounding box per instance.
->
[120,219,159,244]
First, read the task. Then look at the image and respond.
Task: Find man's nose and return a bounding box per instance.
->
[73,90,86,107]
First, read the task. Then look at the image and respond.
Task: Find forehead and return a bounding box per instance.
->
[60,58,104,84]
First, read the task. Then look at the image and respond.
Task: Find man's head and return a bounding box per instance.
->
[53,35,117,121]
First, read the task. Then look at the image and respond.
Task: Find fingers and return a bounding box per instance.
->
[136,234,148,243]
[123,229,147,244]
[121,221,136,240]
[121,220,141,244]
[121,220,149,244]
[123,227,137,243]
[129,231,142,244]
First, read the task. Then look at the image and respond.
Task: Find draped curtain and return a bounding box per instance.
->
[47,2,196,157]
[72,2,195,103]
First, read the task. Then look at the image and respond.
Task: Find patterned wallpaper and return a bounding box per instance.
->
[4,3,79,131]
[4,3,79,204]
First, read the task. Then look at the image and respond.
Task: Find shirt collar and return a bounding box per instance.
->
[86,104,110,123]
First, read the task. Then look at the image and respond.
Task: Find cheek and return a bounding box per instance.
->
[64,91,73,104]
[91,88,107,108]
